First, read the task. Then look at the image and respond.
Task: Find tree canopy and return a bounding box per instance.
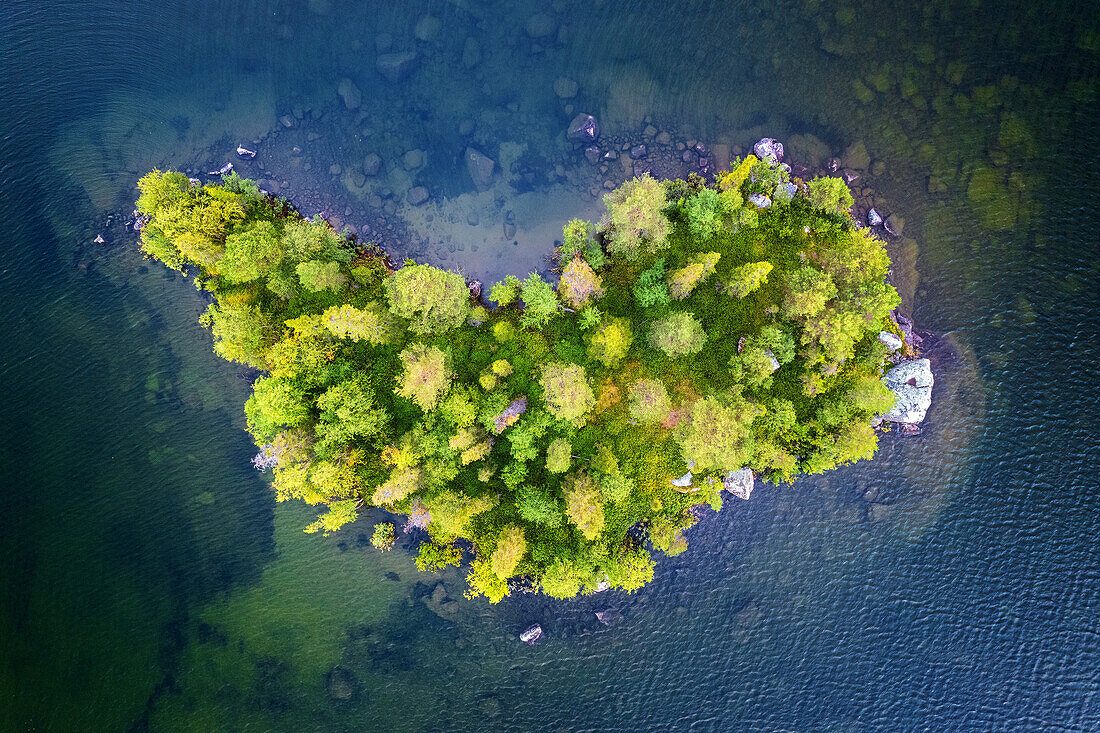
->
[135,154,900,602]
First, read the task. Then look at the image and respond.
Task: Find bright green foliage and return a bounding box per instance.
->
[519,273,560,328]
[396,344,451,411]
[723,261,773,298]
[744,158,791,196]
[628,379,672,424]
[668,252,720,299]
[296,260,346,292]
[539,363,595,425]
[586,317,634,366]
[371,522,396,551]
[489,275,521,306]
[465,558,509,603]
[372,467,423,507]
[539,558,595,599]
[649,312,706,356]
[602,174,670,259]
[633,258,670,308]
[387,263,471,334]
[544,438,572,474]
[304,499,359,535]
[322,303,398,345]
[563,471,605,540]
[783,267,838,319]
[415,542,462,572]
[490,525,527,578]
[135,160,900,601]
[315,376,387,453]
[675,395,764,473]
[245,377,310,441]
[219,221,284,283]
[806,176,855,215]
[680,188,741,239]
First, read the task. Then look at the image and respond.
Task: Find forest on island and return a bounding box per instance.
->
[134,152,900,601]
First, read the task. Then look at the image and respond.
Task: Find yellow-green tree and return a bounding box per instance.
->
[396,344,451,411]
[539,362,595,425]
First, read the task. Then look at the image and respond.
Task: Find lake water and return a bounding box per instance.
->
[1,1,1098,730]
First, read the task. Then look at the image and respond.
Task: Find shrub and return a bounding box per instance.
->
[628,379,672,424]
[539,362,595,425]
[586,317,634,366]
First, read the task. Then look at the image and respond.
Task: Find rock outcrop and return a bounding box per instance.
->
[881,358,933,425]
[724,468,754,500]
[753,137,784,162]
[519,624,543,644]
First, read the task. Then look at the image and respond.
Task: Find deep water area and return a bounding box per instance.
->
[1,1,1097,730]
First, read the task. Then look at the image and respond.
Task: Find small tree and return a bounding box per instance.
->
[396,344,451,411]
[387,263,471,334]
[557,257,604,308]
[563,471,605,540]
[723,261,773,298]
[602,174,670,260]
[322,302,398,345]
[219,221,284,283]
[633,258,670,308]
[783,267,837,319]
[296,260,346,292]
[675,396,763,472]
[668,252,720,299]
[805,176,854,215]
[545,438,572,473]
[489,275,522,307]
[520,273,560,328]
[648,312,706,356]
[490,525,528,578]
[539,362,595,425]
[586,317,634,366]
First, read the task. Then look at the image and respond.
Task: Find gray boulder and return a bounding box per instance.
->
[376,51,419,82]
[520,624,543,644]
[748,193,771,209]
[465,147,495,190]
[724,468,754,500]
[877,331,903,352]
[567,113,600,143]
[753,137,784,162]
[868,208,883,227]
[774,182,797,203]
[881,359,933,424]
[671,471,693,488]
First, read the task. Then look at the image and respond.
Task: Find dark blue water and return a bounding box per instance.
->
[2,1,1098,730]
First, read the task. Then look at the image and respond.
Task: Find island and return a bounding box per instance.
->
[134,145,915,602]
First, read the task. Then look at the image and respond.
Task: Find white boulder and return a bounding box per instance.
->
[724,468,755,500]
[877,331,903,352]
[753,137,784,162]
[881,359,933,424]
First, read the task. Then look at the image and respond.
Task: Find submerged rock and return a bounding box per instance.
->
[376,51,418,82]
[567,113,600,143]
[525,12,557,38]
[406,186,429,206]
[363,153,382,177]
[724,468,754,500]
[554,77,578,98]
[337,77,361,110]
[465,146,495,191]
[881,358,933,425]
[519,624,543,644]
[595,607,623,626]
[326,666,358,703]
[236,145,256,159]
[753,137,784,162]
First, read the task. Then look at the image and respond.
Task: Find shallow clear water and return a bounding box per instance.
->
[1,1,1098,730]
